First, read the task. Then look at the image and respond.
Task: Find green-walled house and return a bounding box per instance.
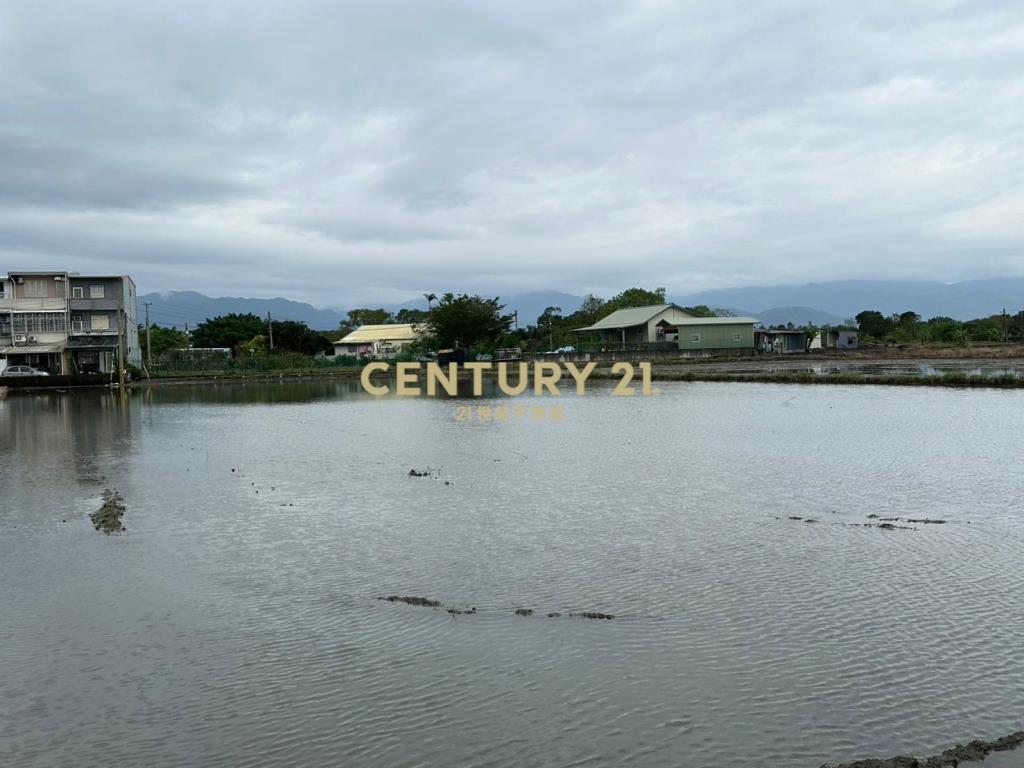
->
[575,304,758,352]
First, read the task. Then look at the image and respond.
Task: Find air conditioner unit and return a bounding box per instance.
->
[54,275,66,281]
[14,334,27,343]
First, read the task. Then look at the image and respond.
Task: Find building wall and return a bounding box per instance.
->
[644,307,699,342]
[12,274,67,300]
[122,277,141,366]
[677,323,755,350]
[68,276,142,367]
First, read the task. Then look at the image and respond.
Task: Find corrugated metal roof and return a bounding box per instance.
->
[335,324,423,344]
[576,304,685,331]
[671,316,759,325]
[1,343,65,354]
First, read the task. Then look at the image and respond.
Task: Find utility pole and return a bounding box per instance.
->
[143,301,152,363]
[267,311,274,351]
[118,307,127,389]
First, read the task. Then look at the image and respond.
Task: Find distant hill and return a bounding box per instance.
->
[140,291,346,330]
[140,289,585,331]
[385,291,583,325]
[502,291,584,325]
[729,306,847,328]
[675,278,1024,321]
[140,278,1024,332]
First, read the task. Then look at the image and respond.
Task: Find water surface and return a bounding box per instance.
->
[2,381,1023,767]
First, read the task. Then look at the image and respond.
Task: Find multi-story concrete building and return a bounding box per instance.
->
[0,270,141,375]
[67,275,141,374]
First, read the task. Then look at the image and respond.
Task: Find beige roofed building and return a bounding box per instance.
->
[333,323,423,358]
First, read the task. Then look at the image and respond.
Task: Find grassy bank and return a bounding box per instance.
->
[611,370,1024,389]
[134,365,1024,390]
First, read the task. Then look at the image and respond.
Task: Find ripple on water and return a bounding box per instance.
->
[1,383,1024,767]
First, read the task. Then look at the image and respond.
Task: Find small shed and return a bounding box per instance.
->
[824,330,859,350]
[763,329,809,353]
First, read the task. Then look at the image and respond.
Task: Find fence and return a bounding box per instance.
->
[148,351,363,377]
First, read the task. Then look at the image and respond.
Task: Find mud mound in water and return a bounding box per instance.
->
[89,490,126,534]
[821,729,1024,767]
[378,595,442,608]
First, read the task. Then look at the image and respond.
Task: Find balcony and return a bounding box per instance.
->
[69,298,119,311]
[13,297,66,311]
[70,321,119,336]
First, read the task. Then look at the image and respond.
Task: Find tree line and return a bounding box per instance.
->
[140,314,334,359]
[141,294,1024,362]
[854,310,1024,344]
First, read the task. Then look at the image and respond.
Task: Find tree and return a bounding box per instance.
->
[683,305,717,318]
[140,324,189,357]
[855,310,893,340]
[423,293,437,310]
[191,313,265,350]
[607,286,667,310]
[347,308,392,326]
[803,323,819,352]
[268,320,333,355]
[427,293,512,350]
[396,308,429,323]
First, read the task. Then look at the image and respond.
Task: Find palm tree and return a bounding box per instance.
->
[423,293,437,311]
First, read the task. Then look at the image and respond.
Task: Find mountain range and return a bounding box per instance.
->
[140,278,1024,331]
[140,289,586,331]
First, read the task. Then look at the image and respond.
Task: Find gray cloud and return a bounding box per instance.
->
[1,0,1023,306]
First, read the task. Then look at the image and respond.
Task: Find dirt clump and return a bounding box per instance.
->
[821,729,1024,768]
[89,490,126,534]
[378,596,442,608]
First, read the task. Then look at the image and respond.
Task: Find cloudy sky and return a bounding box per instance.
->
[1,1,1022,306]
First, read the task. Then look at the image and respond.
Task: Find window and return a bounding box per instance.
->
[72,315,84,332]
[12,312,66,333]
[72,286,84,299]
[0,282,6,298]
[732,333,741,342]
[691,333,701,343]
[91,315,110,331]
[24,279,49,298]
[89,285,105,299]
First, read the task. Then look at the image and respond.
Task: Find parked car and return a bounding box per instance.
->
[554,345,576,354]
[0,365,50,377]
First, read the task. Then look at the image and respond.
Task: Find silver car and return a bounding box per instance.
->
[0,365,50,377]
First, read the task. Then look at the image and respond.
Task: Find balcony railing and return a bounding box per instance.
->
[12,297,66,311]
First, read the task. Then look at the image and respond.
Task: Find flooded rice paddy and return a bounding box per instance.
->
[2,380,1023,767]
